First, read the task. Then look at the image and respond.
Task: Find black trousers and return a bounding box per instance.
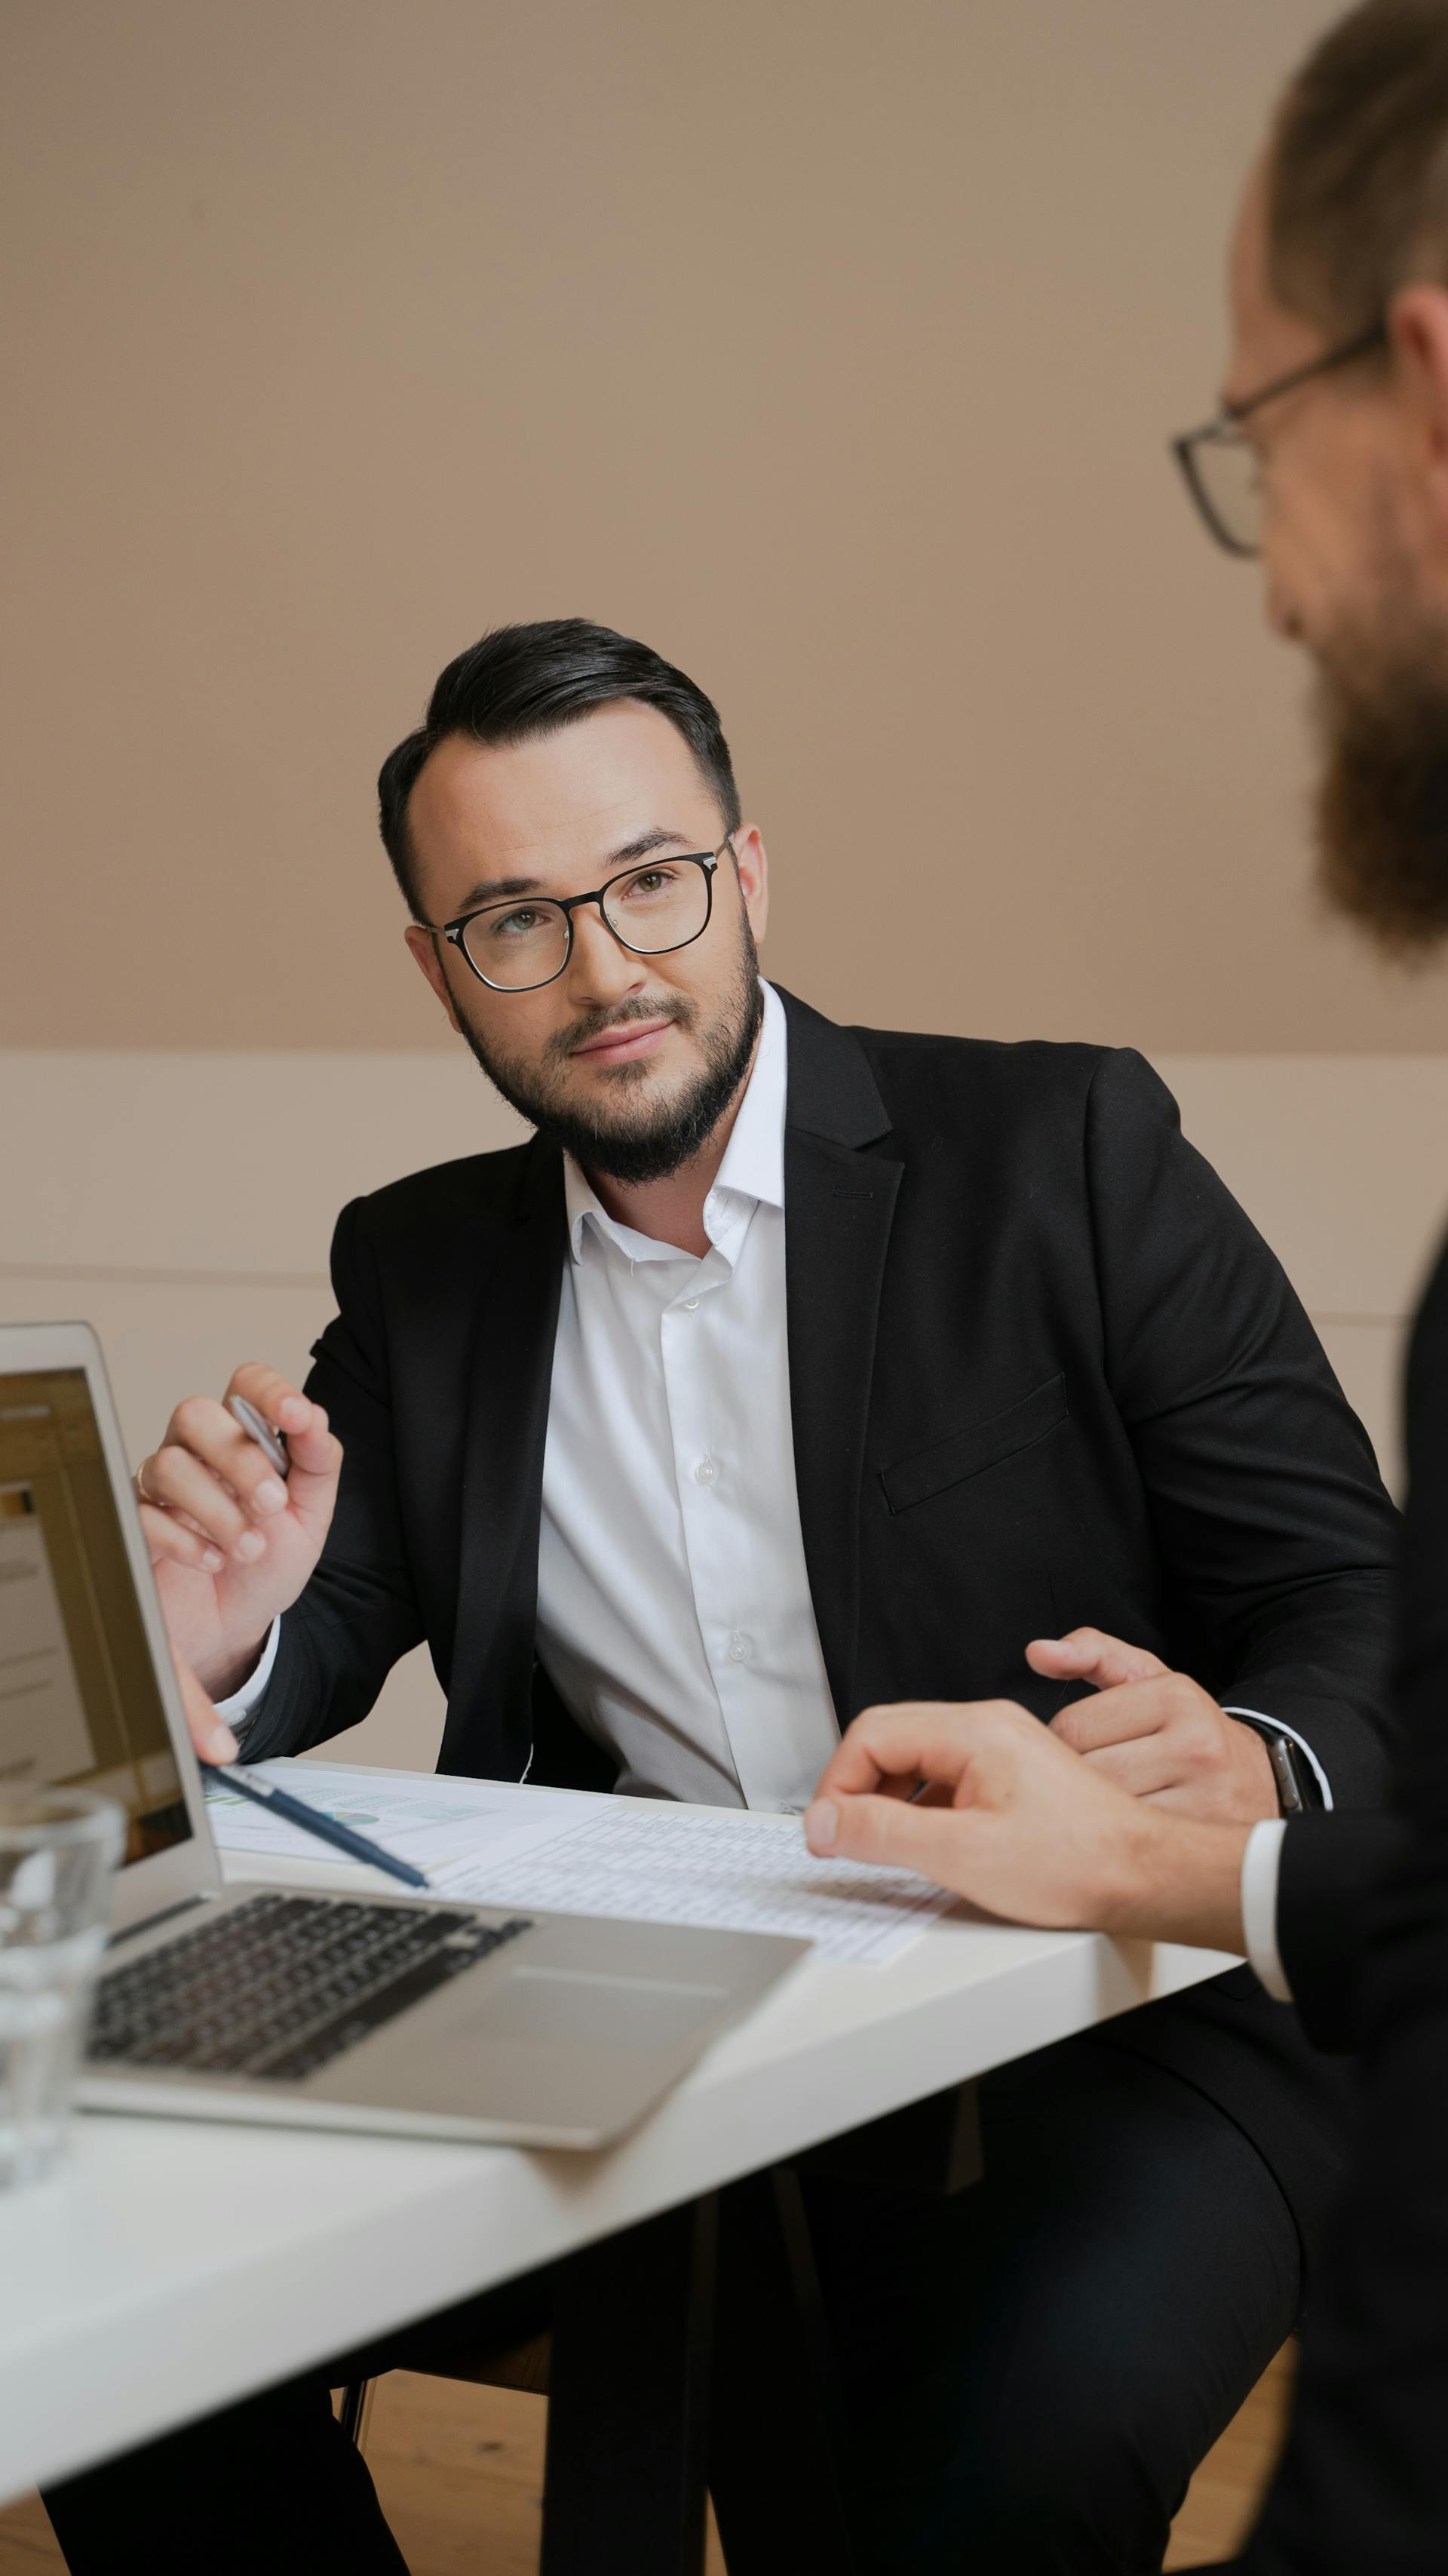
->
[43,2037,1301,2576]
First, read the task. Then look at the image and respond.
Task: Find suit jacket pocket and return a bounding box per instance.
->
[880,1374,1069,1515]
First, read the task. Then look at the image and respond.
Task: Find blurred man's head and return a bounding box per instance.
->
[378,620,767,1184]
[1199,2,1448,950]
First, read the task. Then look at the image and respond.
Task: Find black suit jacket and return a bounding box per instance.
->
[245,990,1397,2231]
[1212,1241,1448,2576]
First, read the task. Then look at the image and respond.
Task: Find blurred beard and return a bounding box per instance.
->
[1313,594,1448,956]
[456,913,764,1186]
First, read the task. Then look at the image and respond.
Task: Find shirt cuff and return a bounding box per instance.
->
[213,1616,281,1733]
[1222,1707,1334,1810]
[1240,1816,1292,2003]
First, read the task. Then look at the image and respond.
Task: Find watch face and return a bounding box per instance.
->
[1268,1736,1309,1815]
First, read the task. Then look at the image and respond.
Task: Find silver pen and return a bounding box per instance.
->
[226,1392,290,1478]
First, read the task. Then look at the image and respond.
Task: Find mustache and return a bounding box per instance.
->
[548,993,696,1061]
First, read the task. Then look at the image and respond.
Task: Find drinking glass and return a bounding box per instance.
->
[0,1789,124,2187]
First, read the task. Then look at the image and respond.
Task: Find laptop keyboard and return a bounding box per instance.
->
[87,1892,532,2083]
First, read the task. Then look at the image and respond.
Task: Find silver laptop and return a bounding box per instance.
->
[0,1320,806,2148]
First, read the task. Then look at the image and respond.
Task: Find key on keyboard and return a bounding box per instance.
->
[87,1892,532,2082]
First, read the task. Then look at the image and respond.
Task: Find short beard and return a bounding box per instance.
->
[455,916,765,1186]
[1313,592,1448,959]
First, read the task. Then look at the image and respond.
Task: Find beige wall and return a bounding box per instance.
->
[8,0,1448,1055]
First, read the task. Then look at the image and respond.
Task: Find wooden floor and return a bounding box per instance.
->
[0,2342,1294,2571]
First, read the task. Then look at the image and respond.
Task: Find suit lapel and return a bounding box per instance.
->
[440,1138,567,1773]
[779,991,901,1729]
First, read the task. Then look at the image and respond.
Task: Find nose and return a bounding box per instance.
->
[562,899,648,1009]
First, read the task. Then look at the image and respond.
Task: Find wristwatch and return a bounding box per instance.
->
[1260,1730,1321,1817]
[1227,1710,1324,1816]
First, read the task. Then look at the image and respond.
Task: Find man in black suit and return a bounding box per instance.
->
[46,616,1395,2576]
[810,5,1448,2568]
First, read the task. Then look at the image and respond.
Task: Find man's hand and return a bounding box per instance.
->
[1027,1629,1279,1825]
[135,1364,342,1699]
[803,1699,1249,1950]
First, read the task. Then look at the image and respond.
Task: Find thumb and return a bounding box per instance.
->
[805,1791,965,1888]
[171,1646,239,1765]
[1026,1629,1167,1691]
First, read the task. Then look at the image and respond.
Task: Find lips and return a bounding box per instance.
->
[569,1018,673,1067]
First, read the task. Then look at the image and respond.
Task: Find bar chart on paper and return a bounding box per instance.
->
[202,1763,576,1875]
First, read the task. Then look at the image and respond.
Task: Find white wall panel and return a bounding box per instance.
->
[0,1053,526,1279]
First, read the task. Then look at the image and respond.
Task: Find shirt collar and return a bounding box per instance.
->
[563,979,787,1266]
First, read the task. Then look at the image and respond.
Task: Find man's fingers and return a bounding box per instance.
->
[1075,1737,1181,1800]
[813,1700,1032,1805]
[140,1445,268,1559]
[137,1501,224,1574]
[171,1646,238,1764]
[1049,1678,1174,1755]
[152,1371,339,1531]
[158,1392,289,1523]
[225,1368,337,1482]
[1026,1629,1168,1691]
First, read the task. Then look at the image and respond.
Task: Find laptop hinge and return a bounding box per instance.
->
[107,1892,213,1951]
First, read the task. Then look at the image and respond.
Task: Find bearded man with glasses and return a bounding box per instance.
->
[44,612,1396,2576]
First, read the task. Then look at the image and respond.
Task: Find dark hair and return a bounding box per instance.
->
[377,618,741,917]
[1269,0,1448,339]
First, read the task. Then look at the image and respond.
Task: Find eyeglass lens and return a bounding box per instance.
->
[460,859,712,990]
[1183,427,1263,556]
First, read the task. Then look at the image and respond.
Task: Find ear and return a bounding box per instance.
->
[403,924,465,1034]
[1388,285,1448,534]
[729,825,769,947]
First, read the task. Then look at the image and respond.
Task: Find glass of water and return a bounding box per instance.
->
[0,1789,124,2188]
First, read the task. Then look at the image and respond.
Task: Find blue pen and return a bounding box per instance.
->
[199,1761,431,1890]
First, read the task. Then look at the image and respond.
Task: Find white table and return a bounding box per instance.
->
[0,1800,1235,2510]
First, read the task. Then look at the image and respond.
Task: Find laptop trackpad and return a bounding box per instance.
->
[466,1966,729,2052]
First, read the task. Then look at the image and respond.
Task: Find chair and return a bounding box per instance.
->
[337,2084,980,2575]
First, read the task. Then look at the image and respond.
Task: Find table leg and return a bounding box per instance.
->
[541,2193,716,2576]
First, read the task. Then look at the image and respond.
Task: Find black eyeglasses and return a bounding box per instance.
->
[1171,320,1388,557]
[425,842,729,993]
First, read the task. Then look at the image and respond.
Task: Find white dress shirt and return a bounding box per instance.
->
[534,980,840,1810]
[1240,1819,1293,2002]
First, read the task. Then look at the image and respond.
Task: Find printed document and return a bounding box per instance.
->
[203,1762,577,1873]
[206,1765,953,1966]
[431,1804,953,1965]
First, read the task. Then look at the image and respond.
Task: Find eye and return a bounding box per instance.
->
[487,907,547,940]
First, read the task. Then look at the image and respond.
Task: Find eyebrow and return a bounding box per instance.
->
[448,827,698,916]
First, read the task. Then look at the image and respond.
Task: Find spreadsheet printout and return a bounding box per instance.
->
[431,1805,954,1965]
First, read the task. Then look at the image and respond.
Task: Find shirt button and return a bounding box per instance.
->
[682,1297,701,1313]
[727,1631,753,1663]
[695,1457,719,1485]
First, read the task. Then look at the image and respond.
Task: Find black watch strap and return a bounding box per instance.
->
[1227,1711,1324,1816]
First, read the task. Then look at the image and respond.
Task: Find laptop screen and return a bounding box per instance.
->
[0,1365,194,1866]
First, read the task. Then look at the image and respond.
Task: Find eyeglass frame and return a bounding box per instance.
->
[1170,319,1388,557]
[422,839,732,993]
